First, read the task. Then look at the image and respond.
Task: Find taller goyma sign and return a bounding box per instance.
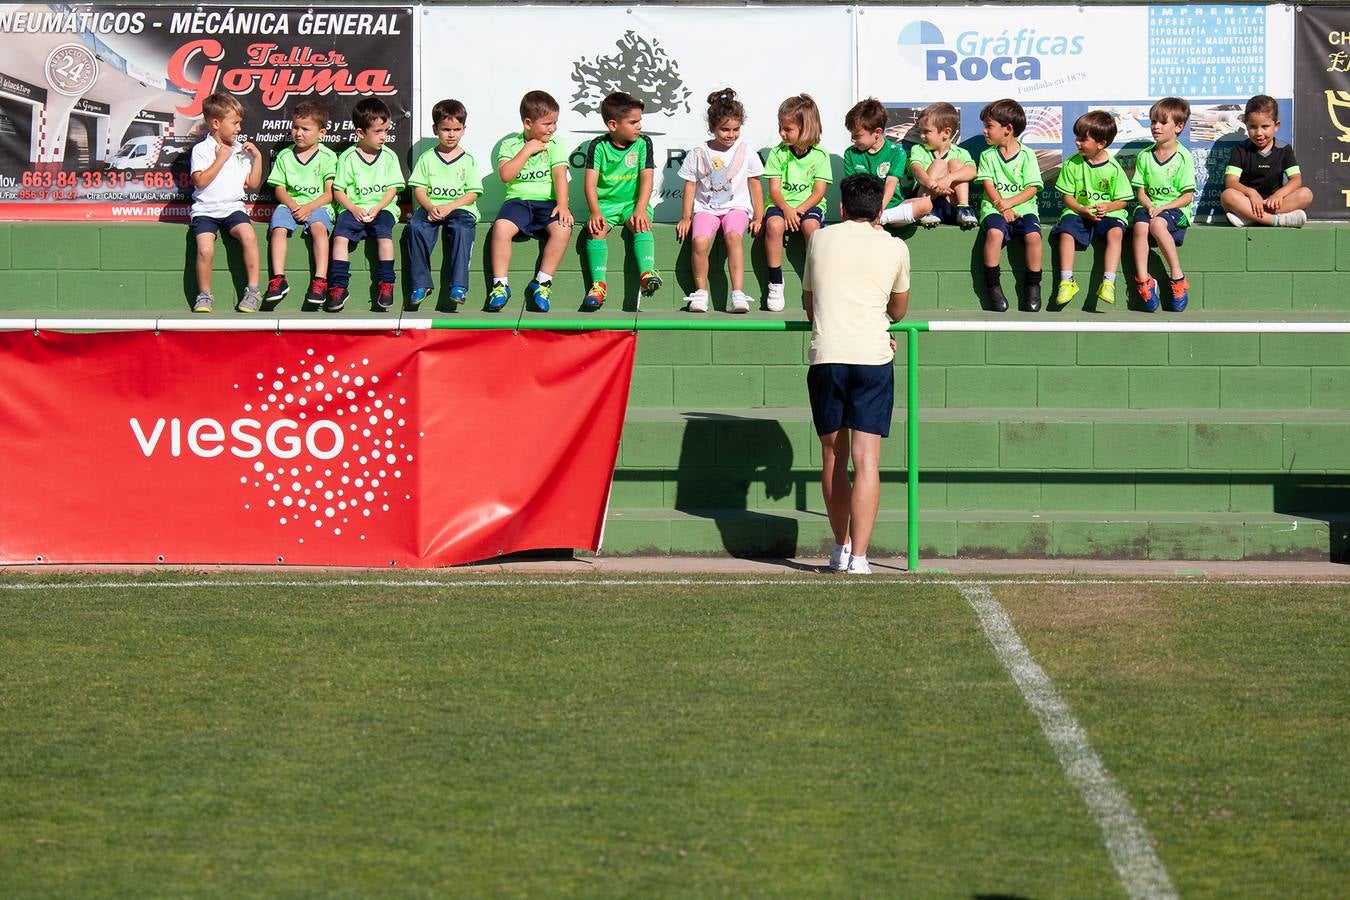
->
[0,4,412,220]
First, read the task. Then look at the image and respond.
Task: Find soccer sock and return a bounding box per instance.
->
[1103,271,1117,283]
[983,265,1001,288]
[534,270,552,284]
[1024,269,1043,286]
[633,230,655,273]
[377,260,395,285]
[330,260,350,289]
[586,238,608,285]
[1170,272,1186,282]
[493,276,508,286]
[879,202,916,225]
[1059,270,1074,282]
[769,266,784,285]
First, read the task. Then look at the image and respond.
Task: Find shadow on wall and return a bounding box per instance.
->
[673,412,797,557]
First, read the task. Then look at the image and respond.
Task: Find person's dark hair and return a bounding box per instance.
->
[431,98,467,127]
[352,97,391,131]
[600,91,643,124]
[1150,96,1190,128]
[979,98,1026,136]
[1073,110,1117,146]
[845,97,887,134]
[520,90,560,122]
[840,173,885,221]
[1245,94,1279,121]
[291,99,329,129]
[706,87,745,132]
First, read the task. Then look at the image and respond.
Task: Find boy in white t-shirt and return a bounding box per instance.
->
[188,92,264,313]
[676,88,765,313]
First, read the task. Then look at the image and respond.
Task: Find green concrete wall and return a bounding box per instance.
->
[1,222,1347,561]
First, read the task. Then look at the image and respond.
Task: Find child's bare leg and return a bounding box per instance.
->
[1057,231,1076,276]
[194,233,216,293]
[310,224,330,278]
[376,236,394,262]
[1148,218,1182,278]
[1131,221,1152,279]
[490,219,518,277]
[983,228,1004,267]
[800,217,821,244]
[691,236,712,289]
[908,196,935,218]
[230,222,260,285]
[1103,227,1123,276]
[1222,188,1267,224]
[1024,231,1042,273]
[723,231,745,292]
[269,228,288,277]
[332,235,350,264]
[765,215,785,267]
[1279,186,1315,212]
[955,181,970,207]
[539,220,572,275]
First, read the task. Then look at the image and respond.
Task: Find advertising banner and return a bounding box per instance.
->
[1295,6,1350,219]
[0,329,635,567]
[0,4,412,221]
[857,4,1295,219]
[420,5,854,222]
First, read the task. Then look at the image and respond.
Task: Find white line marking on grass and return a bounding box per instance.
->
[959,584,1177,900]
[0,576,1348,591]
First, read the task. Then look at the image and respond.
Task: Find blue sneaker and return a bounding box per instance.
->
[406,286,432,310]
[1135,277,1159,313]
[486,282,510,312]
[449,284,469,305]
[1166,276,1190,313]
[526,279,552,312]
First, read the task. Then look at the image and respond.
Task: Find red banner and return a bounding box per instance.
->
[0,329,634,567]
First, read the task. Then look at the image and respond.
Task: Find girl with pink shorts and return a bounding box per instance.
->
[676,88,765,313]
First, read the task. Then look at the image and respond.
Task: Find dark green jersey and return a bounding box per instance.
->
[586,134,653,211]
[842,139,907,208]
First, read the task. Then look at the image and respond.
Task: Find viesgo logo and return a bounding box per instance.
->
[128,347,417,544]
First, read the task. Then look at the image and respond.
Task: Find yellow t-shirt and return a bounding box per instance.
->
[803,220,910,366]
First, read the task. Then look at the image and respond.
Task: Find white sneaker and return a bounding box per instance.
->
[845,555,872,575]
[729,290,751,314]
[1276,209,1307,228]
[919,213,942,228]
[684,289,708,313]
[1225,211,1247,228]
[827,542,851,572]
[766,282,785,312]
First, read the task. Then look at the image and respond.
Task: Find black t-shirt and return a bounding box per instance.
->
[1226,139,1299,198]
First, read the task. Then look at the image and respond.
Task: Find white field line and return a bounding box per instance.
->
[959,584,1177,900]
[0,576,1348,591]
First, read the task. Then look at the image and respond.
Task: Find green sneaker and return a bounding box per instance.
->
[1096,280,1116,305]
[1051,279,1079,310]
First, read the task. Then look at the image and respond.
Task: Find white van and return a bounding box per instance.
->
[107,134,185,170]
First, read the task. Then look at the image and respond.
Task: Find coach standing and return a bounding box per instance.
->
[803,174,910,575]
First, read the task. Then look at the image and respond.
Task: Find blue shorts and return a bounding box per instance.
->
[270,204,333,236]
[333,208,395,244]
[1050,213,1127,250]
[982,213,1042,242]
[497,198,563,240]
[1131,206,1188,246]
[766,205,826,225]
[189,210,251,237]
[807,362,895,438]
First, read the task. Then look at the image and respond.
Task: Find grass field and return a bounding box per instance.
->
[1,574,1346,898]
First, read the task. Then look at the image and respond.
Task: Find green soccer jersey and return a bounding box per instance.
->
[267,144,337,205]
[497,133,568,202]
[764,143,832,210]
[842,139,906,208]
[975,144,1043,220]
[1131,142,1196,227]
[333,145,404,207]
[409,147,483,221]
[1055,153,1133,222]
[908,143,975,187]
[586,134,654,217]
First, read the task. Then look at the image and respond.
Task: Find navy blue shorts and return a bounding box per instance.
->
[333,208,395,244]
[189,210,251,237]
[808,362,895,438]
[766,205,826,225]
[1131,206,1188,247]
[1050,213,1127,250]
[982,212,1042,242]
[497,198,563,239]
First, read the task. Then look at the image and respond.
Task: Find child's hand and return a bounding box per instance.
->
[523,138,547,157]
[426,205,445,222]
[1249,192,1264,217]
[749,215,763,237]
[1264,194,1284,213]
[215,142,234,162]
[293,202,310,223]
[359,206,376,223]
[932,176,953,196]
[676,217,692,241]
[587,212,607,236]
[1142,203,1157,218]
[554,205,574,229]
[783,207,802,230]
[242,141,261,159]
[628,210,651,233]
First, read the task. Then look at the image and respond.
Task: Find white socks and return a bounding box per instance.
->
[880,202,917,226]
